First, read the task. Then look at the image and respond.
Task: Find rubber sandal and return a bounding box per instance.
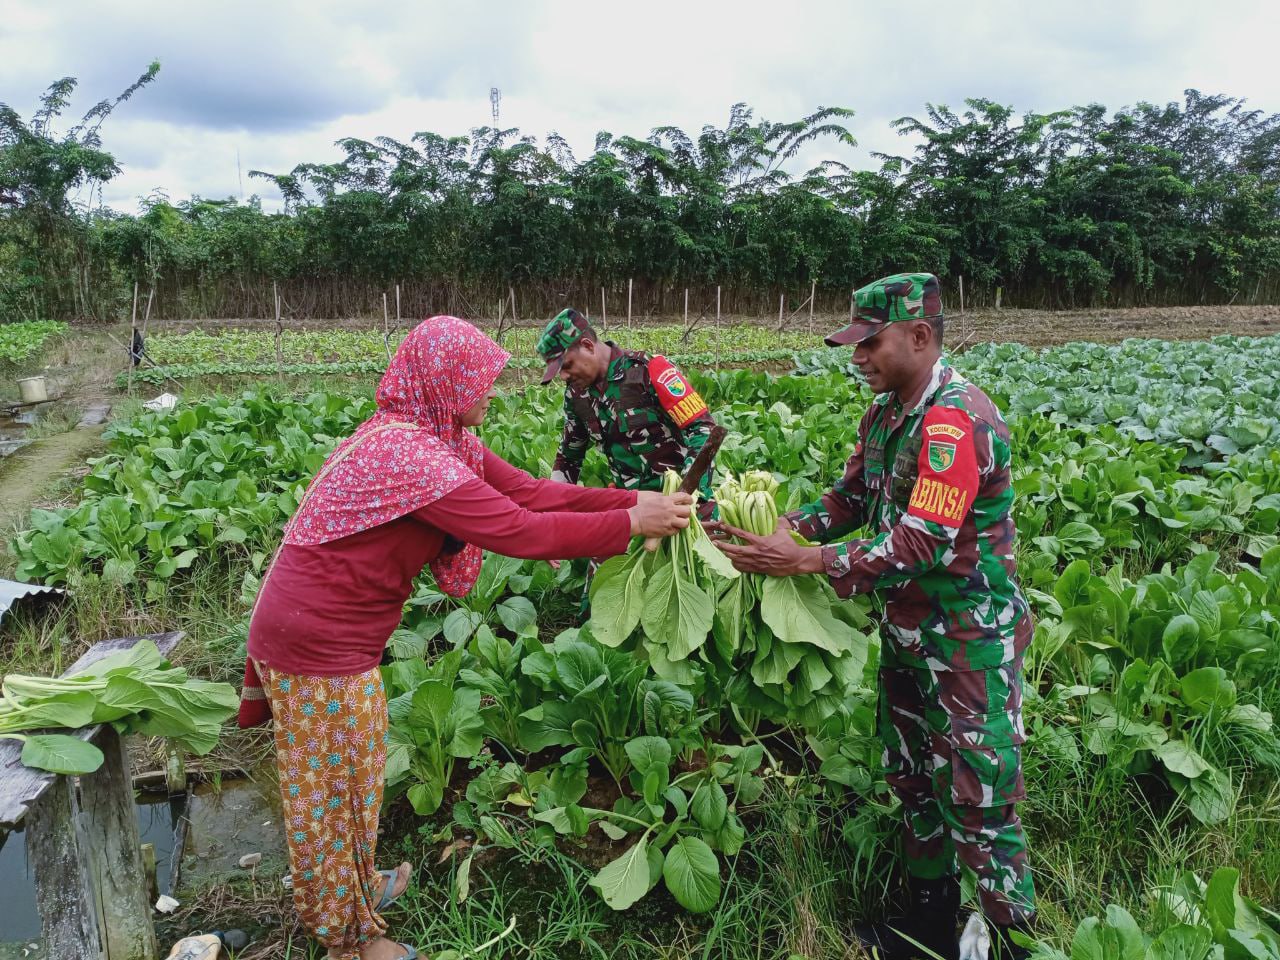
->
[396,944,418,959]
[377,867,405,910]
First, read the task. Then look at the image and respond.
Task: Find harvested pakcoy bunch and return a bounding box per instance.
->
[709,471,875,731]
[0,640,239,774]
[589,469,874,732]
[588,470,737,685]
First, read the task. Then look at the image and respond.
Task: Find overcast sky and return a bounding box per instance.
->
[3,0,1278,213]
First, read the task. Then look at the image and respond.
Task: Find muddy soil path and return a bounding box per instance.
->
[0,426,106,568]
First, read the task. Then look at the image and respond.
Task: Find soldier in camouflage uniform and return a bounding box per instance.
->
[713,274,1035,960]
[538,309,719,607]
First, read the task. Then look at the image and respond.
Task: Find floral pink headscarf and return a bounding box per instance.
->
[282,316,510,597]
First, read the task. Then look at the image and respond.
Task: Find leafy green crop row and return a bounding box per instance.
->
[141,324,812,369]
[800,334,1280,466]
[0,319,66,364]
[10,392,376,597]
[117,349,800,387]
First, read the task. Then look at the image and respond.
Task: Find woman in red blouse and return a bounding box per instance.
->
[241,317,690,960]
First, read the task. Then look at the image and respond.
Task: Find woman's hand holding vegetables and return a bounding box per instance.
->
[629,491,693,541]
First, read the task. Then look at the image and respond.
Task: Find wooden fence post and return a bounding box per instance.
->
[274,282,284,378]
[382,293,392,362]
[80,726,160,959]
[26,776,101,959]
[127,282,138,392]
[715,285,721,363]
[141,285,155,340]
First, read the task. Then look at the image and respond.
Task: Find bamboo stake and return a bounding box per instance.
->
[274,282,284,379]
[382,293,392,362]
[601,286,607,331]
[684,288,689,326]
[627,278,633,331]
[808,280,815,334]
[777,293,785,345]
[127,281,138,392]
[958,274,965,317]
[395,284,401,324]
[850,287,855,319]
[715,285,721,364]
[141,285,155,338]
[509,285,517,325]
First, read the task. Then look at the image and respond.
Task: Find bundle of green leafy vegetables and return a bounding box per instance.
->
[710,472,875,730]
[0,640,239,774]
[588,470,874,732]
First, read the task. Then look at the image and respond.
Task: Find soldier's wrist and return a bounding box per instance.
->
[797,547,826,575]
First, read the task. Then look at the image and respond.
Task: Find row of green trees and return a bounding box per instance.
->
[3,65,1279,322]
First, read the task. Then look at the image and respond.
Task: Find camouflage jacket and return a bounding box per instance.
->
[787,359,1031,671]
[551,345,716,502]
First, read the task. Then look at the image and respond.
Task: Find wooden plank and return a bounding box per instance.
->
[67,631,183,675]
[141,842,158,904]
[26,774,101,960]
[0,632,184,829]
[81,724,160,959]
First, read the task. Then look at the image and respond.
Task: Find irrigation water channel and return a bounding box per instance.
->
[0,770,284,956]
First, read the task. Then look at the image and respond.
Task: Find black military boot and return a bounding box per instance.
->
[854,875,960,959]
[988,919,1034,959]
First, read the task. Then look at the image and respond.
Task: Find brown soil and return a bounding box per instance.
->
[135,303,1280,348]
[949,303,1280,348]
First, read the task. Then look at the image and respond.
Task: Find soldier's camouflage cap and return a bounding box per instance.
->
[825,272,943,346]
[536,308,593,384]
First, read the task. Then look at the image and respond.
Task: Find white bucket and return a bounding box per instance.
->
[17,376,48,404]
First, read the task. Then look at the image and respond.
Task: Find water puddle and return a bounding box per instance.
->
[180,770,286,887]
[0,792,184,949]
[0,404,44,458]
[0,767,285,953]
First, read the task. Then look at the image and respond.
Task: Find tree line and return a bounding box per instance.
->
[2,64,1278,322]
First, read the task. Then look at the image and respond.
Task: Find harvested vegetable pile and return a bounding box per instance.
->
[0,639,239,773]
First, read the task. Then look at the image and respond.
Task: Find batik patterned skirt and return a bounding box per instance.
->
[256,661,390,959]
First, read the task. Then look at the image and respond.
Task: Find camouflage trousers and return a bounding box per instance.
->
[878,654,1036,926]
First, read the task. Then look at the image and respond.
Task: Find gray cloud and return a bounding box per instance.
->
[2,0,1275,212]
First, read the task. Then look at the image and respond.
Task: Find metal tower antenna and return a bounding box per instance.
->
[490,87,501,125]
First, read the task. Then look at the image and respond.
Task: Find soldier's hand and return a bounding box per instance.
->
[709,521,824,576]
[545,559,562,571]
[629,492,693,543]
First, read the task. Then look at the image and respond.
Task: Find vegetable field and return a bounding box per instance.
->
[4,330,1280,958]
[125,324,815,387]
[0,319,66,365]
